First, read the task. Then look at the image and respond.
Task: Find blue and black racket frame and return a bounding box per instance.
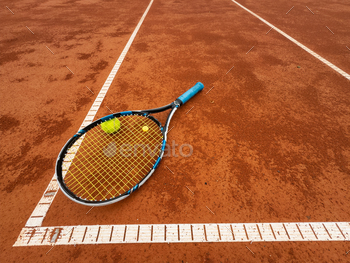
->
[56,82,204,206]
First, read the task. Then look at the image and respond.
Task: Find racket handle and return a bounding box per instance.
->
[177,82,204,105]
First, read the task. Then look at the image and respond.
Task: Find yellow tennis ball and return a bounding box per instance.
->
[142,126,149,132]
[101,118,120,134]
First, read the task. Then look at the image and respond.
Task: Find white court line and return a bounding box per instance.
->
[13,222,350,246]
[231,0,350,81]
[23,0,154,228]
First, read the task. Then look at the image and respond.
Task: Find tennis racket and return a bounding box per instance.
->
[55,82,204,206]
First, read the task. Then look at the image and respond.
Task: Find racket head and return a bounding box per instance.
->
[55,111,166,206]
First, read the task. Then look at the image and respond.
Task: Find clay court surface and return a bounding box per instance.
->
[1,0,350,262]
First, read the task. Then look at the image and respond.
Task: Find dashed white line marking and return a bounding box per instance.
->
[13,222,350,246]
[231,0,350,81]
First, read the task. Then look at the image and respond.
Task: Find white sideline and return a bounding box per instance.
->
[24,0,154,228]
[231,0,350,81]
[14,222,350,246]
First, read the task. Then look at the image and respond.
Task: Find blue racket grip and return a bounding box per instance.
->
[177,82,204,105]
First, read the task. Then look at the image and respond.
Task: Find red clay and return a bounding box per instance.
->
[1,0,350,262]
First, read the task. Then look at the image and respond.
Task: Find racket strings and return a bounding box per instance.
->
[64,127,159,201]
[62,115,163,201]
[66,153,124,198]
[65,122,161,199]
[76,117,161,177]
[65,127,157,199]
[64,124,156,192]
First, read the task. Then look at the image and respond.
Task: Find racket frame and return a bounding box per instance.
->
[55,82,203,206]
[55,103,178,206]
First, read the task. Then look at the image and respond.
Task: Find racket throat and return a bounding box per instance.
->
[164,107,178,135]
